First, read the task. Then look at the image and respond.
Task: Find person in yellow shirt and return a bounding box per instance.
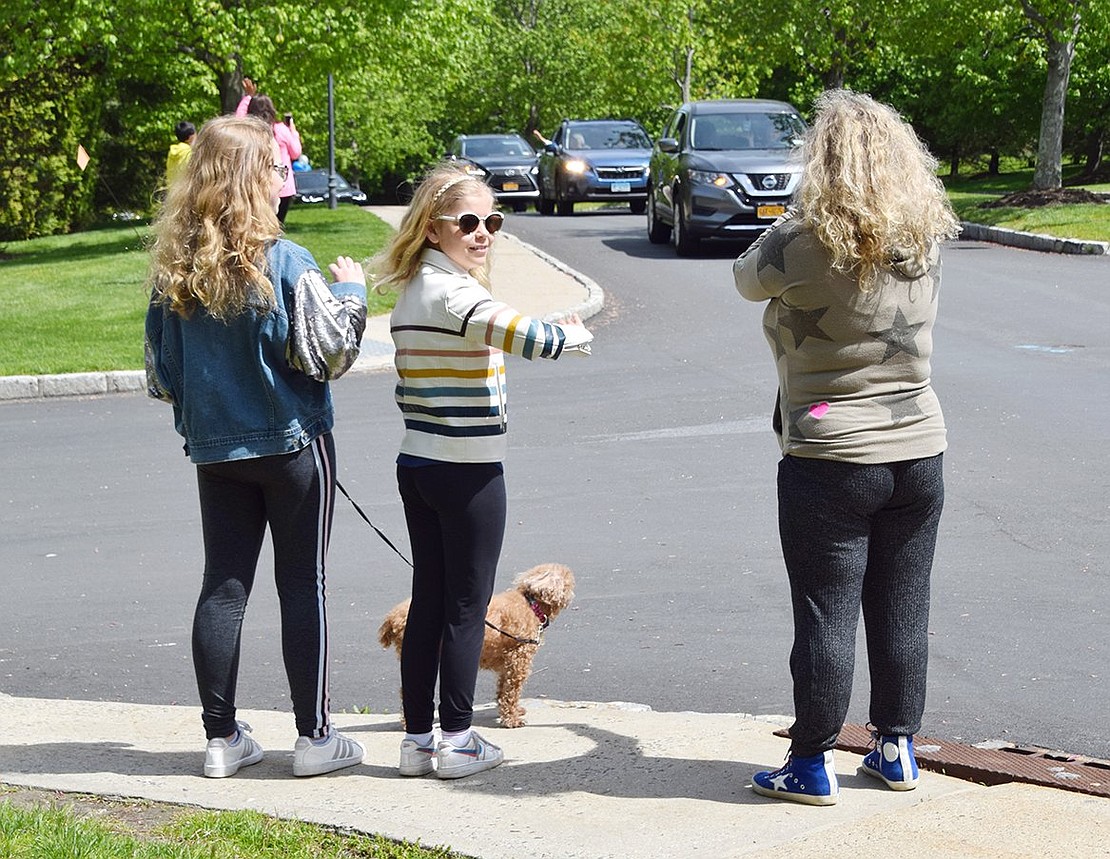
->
[165,121,196,186]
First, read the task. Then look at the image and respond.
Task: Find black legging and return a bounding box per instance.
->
[277,194,293,224]
[193,433,336,740]
[396,461,506,734]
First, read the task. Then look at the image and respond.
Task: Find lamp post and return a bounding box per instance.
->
[327,73,337,209]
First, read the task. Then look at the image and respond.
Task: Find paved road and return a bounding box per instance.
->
[2,209,1107,761]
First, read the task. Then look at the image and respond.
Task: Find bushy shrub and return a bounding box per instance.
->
[0,64,102,241]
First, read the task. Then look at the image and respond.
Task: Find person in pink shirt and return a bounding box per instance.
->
[237,78,302,224]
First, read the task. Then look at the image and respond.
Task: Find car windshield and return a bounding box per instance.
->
[690,113,806,151]
[565,123,651,150]
[463,137,531,158]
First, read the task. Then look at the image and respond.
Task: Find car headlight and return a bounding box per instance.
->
[687,169,731,187]
[563,159,588,175]
[463,164,487,178]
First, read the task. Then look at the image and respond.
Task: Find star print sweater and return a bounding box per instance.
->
[390,248,591,464]
[733,211,946,464]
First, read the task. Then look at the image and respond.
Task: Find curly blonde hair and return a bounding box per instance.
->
[148,115,281,319]
[373,163,494,290]
[797,89,959,290]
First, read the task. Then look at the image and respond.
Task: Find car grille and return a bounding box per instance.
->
[490,174,537,192]
[597,166,645,180]
[744,173,792,192]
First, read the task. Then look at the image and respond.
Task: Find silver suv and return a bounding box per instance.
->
[647,99,806,255]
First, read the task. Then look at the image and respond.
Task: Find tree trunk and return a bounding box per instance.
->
[823,65,845,90]
[218,72,236,115]
[1032,33,1075,189]
[1081,128,1104,178]
[989,148,1001,175]
[1025,0,1082,191]
[682,45,693,103]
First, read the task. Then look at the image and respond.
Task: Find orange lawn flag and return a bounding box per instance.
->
[76,145,91,171]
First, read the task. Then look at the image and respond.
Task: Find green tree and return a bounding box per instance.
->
[0,1,118,238]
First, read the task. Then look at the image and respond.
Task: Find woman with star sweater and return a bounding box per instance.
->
[374,163,592,779]
[734,90,960,806]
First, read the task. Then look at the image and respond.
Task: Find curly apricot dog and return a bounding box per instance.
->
[378,563,575,728]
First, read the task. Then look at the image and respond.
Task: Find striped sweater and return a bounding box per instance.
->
[390,249,589,463]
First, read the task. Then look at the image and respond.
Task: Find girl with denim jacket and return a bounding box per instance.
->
[374,164,591,779]
[145,115,367,779]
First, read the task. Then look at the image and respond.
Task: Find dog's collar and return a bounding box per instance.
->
[482,599,550,645]
[528,598,550,630]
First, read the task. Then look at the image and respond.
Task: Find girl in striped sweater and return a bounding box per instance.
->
[374,164,592,778]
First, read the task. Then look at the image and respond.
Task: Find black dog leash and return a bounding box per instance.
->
[335,479,412,568]
[335,478,542,644]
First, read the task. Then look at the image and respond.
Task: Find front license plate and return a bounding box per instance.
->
[502,181,519,191]
[757,204,786,219]
[611,182,631,193]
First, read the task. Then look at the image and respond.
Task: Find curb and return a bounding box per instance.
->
[960,221,1108,255]
[0,370,145,402]
[508,232,606,322]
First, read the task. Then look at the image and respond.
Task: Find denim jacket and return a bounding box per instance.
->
[145,239,367,464]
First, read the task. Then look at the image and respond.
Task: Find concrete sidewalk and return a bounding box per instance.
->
[2,693,1106,858]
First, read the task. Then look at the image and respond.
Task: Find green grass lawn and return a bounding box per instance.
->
[943,164,1110,242]
[0,205,394,376]
[0,790,464,858]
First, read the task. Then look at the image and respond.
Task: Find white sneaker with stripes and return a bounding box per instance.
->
[293,730,364,777]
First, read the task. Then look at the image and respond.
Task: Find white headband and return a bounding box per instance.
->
[432,174,469,204]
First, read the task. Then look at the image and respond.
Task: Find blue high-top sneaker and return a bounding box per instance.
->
[860,733,919,790]
[751,750,839,806]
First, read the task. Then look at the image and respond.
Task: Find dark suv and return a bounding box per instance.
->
[447,134,540,211]
[537,119,652,215]
[647,99,806,254]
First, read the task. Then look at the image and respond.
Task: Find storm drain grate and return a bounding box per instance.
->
[773,723,1110,798]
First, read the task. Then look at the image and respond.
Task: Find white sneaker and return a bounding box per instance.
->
[399,737,437,776]
[204,721,264,778]
[435,731,503,780]
[293,730,364,777]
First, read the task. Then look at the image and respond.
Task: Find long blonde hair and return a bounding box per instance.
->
[797,89,959,290]
[373,163,494,290]
[148,115,281,319]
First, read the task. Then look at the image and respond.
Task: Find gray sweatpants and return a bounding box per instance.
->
[777,453,944,757]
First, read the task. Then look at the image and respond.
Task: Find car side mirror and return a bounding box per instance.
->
[658,138,679,154]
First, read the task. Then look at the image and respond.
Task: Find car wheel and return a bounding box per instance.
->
[629,199,646,215]
[646,188,671,244]
[538,194,554,215]
[672,195,700,257]
[555,177,575,216]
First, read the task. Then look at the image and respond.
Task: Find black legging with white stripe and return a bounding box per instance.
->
[193,432,336,740]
